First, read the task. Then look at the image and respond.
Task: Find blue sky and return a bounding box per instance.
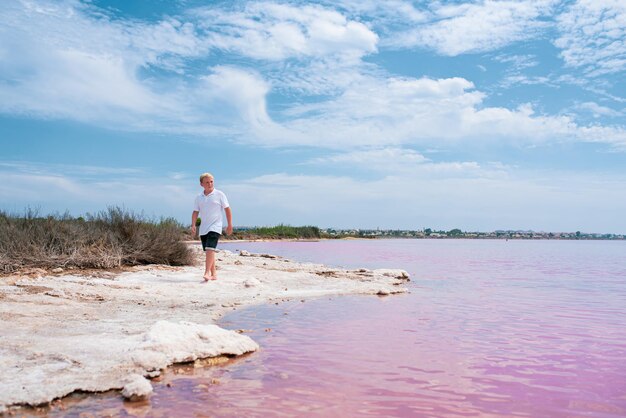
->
[1,0,625,233]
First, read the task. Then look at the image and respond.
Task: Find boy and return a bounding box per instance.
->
[191,173,233,281]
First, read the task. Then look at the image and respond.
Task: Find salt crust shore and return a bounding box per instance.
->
[0,246,409,412]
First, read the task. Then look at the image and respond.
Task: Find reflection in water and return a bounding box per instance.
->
[13,240,626,417]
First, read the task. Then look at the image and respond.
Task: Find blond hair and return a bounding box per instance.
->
[199,172,214,182]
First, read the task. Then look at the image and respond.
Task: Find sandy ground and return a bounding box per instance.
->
[0,246,409,412]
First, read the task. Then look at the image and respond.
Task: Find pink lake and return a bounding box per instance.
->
[21,239,626,417]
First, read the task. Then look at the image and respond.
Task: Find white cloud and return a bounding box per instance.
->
[311,147,429,166]
[498,74,555,89]
[265,76,626,150]
[267,55,379,95]
[198,66,273,129]
[0,0,201,124]
[576,124,626,151]
[1,0,625,153]
[225,171,626,232]
[285,76,483,120]
[192,2,378,60]
[555,0,626,76]
[0,162,192,219]
[0,0,377,131]
[494,54,540,71]
[1,172,83,199]
[320,0,429,38]
[0,161,143,177]
[308,147,496,178]
[3,160,626,233]
[1,47,169,122]
[573,102,622,118]
[329,0,428,24]
[390,0,557,55]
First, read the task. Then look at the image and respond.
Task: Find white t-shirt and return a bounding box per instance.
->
[193,189,230,236]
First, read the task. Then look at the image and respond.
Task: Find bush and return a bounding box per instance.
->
[0,207,193,273]
[232,224,321,240]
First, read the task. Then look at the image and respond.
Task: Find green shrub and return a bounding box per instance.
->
[232,224,321,239]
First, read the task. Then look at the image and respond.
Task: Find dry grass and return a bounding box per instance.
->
[0,207,193,273]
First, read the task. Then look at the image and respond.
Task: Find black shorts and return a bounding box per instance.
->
[200,231,221,252]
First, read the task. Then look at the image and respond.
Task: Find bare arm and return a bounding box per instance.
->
[224,207,233,235]
[191,210,199,237]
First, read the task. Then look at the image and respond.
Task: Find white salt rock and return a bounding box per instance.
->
[239,250,251,256]
[140,321,259,363]
[244,278,261,288]
[260,254,278,259]
[131,350,168,371]
[376,269,410,279]
[121,374,153,400]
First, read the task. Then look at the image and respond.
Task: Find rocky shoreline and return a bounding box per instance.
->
[0,246,409,413]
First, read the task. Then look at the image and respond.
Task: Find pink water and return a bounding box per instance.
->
[216,239,626,417]
[21,239,626,417]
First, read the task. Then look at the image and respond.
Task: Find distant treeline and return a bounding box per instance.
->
[324,228,625,240]
[0,207,193,273]
[231,224,322,240]
[228,225,625,240]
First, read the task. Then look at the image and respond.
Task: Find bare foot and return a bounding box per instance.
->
[203,273,211,282]
[210,276,218,281]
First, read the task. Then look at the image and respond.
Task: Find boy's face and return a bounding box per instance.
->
[201,177,214,193]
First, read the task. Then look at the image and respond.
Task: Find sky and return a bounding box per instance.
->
[1,0,625,233]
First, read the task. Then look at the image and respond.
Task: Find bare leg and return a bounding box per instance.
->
[203,250,214,281]
[210,254,217,279]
